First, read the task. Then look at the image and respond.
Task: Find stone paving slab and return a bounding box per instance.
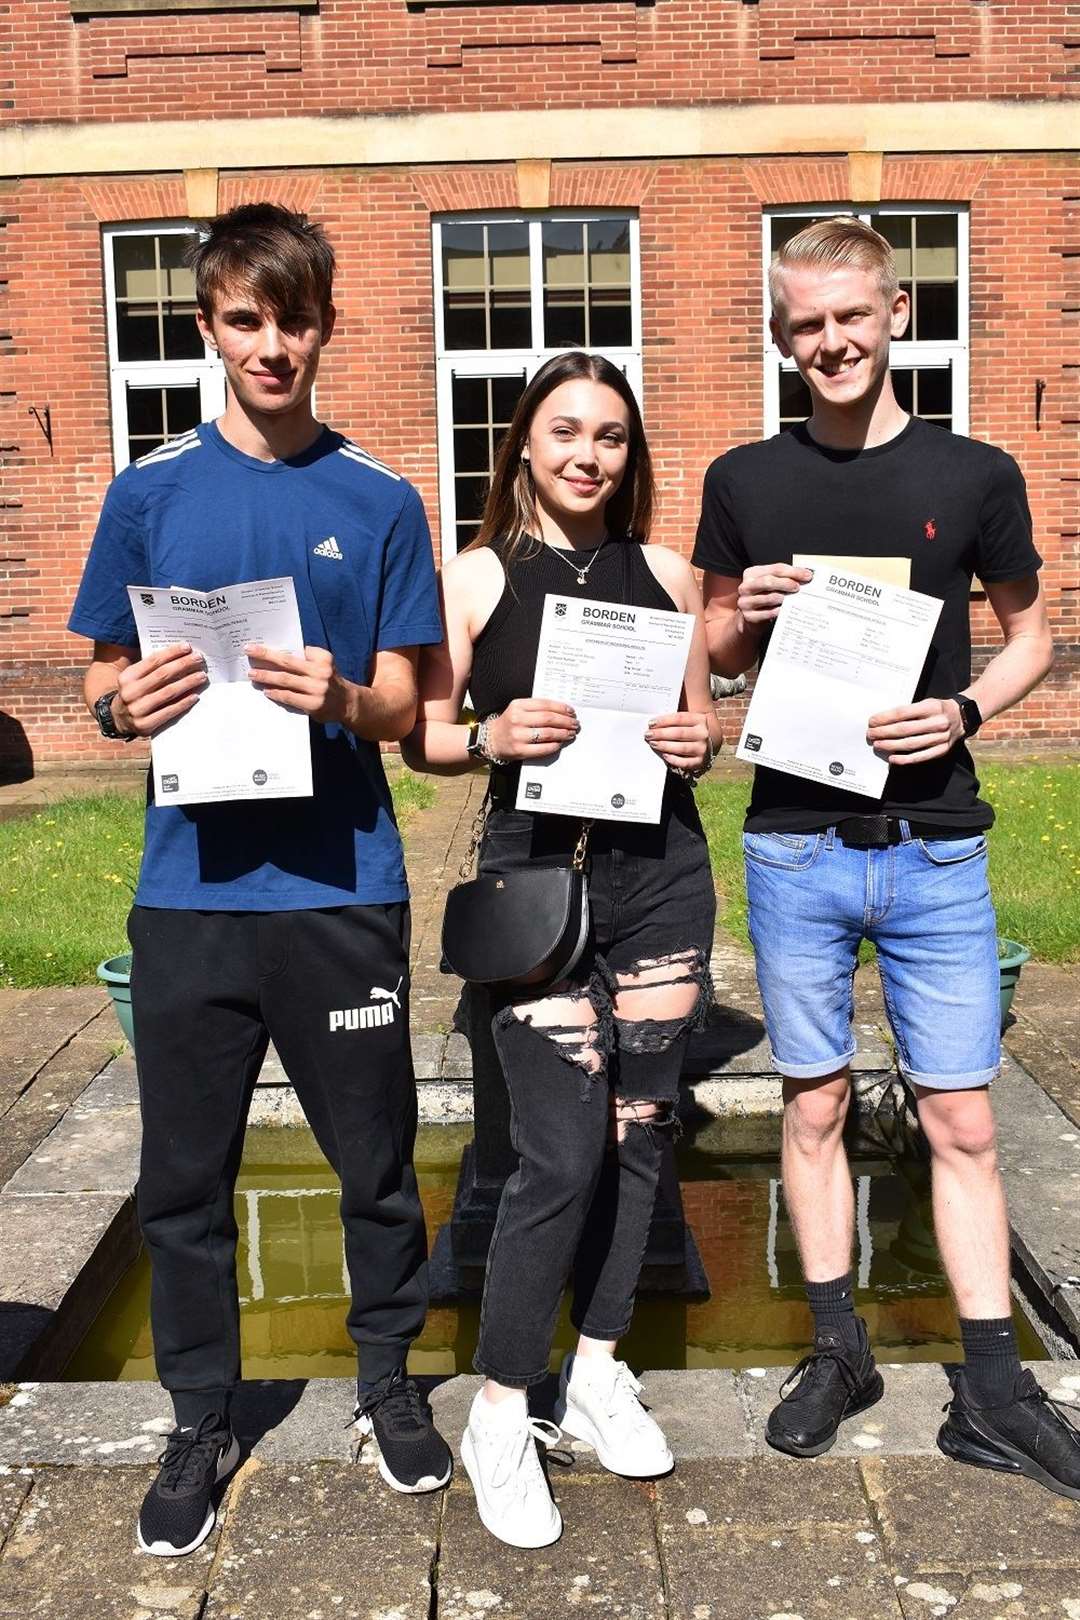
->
[0,1012,121,1188]
[0,1475,30,1547]
[4,1106,141,1197]
[204,1460,439,1620]
[655,1461,903,1620]
[897,1569,1080,1617]
[0,987,109,1117]
[0,1465,215,1619]
[861,1454,1080,1576]
[71,1055,138,1114]
[438,1472,664,1620]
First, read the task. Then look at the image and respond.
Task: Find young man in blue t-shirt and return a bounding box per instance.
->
[70,204,452,1555]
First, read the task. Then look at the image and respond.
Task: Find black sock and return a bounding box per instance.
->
[959,1316,1020,1400]
[171,1388,230,1430]
[806,1273,860,1350]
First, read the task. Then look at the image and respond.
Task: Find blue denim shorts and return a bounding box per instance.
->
[744,823,1000,1091]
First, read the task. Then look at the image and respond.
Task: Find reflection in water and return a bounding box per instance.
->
[65,1119,1045,1382]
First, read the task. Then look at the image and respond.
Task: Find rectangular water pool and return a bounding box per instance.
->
[64,1117,1045,1381]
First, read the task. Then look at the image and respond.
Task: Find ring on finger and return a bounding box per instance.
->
[531,727,541,744]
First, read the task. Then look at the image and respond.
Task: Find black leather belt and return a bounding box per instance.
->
[836,816,982,849]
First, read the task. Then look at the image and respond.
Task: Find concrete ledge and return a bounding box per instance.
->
[2,1364,1076,1468]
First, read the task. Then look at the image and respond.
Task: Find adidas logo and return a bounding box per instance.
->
[313,536,343,560]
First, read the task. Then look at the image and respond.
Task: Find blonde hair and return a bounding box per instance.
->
[769,216,900,315]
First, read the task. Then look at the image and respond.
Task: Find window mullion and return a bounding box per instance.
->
[529,220,545,351]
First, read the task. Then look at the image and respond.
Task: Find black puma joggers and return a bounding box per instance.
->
[127,902,427,1422]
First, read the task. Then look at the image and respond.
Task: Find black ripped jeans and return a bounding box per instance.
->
[471,782,716,1388]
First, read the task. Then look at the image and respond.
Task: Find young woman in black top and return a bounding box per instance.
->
[404,352,719,1548]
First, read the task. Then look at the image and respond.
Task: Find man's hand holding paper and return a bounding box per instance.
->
[734,564,943,799]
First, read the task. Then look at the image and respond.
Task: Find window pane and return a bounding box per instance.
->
[453,426,490,474]
[449,371,526,552]
[543,220,585,287]
[487,222,530,290]
[442,224,486,350]
[158,232,198,300]
[589,294,632,348]
[164,385,202,436]
[872,214,913,281]
[489,297,532,350]
[126,385,165,439]
[912,281,958,342]
[587,218,631,286]
[113,235,158,302]
[115,304,162,363]
[778,369,812,425]
[544,294,587,348]
[162,303,205,362]
[452,375,489,423]
[892,370,914,412]
[913,365,952,424]
[913,214,958,280]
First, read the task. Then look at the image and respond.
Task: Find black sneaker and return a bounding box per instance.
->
[938,1367,1080,1501]
[766,1319,884,1458]
[137,1411,240,1556]
[354,1368,452,1494]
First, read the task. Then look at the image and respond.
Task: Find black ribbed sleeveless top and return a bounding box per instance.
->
[469,537,677,719]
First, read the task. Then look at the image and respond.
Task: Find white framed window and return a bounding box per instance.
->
[762,205,969,437]
[104,223,225,471]
[432,212,642,553]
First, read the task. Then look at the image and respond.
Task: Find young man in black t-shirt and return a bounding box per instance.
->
[695,218,1076,1499]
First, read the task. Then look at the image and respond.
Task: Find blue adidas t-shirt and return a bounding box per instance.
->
[69,421,443,911]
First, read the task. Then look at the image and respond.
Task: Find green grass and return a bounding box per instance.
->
[0,769,436,989]
[697,764,1080,964]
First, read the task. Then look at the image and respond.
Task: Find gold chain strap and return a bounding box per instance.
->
[458,791,592,883]
[458,788,491,882]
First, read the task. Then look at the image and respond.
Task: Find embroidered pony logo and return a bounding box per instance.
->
[924,519,937,541]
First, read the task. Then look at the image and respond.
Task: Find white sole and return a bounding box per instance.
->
[556,1397,674,1478]
[355,1413,452,1495]
[460,1427,562,1549]
[137,1434,241,1557]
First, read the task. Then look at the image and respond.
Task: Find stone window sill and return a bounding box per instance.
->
[71,0,317,16]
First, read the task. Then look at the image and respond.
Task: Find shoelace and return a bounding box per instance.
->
[604,1362,654,1430]
[943,1383,1080,1445]
[355,1371,429,1437]
[779,1345,861,1405]
[157,1412,227,1494]
[486,1416,562,1499]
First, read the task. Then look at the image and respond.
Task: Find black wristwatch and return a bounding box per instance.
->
[93,689,136,742]
[950,693,983,739]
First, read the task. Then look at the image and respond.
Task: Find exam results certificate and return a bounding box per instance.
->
[735,567,943,799]
[516,594,695,824]
[127,576,314,808]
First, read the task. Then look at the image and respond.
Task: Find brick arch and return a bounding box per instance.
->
[881,158,990,201]
[79,177,187,221]
[217,174,325,215]
[410,168,519,215]
[551,163,658,207]
[739,159,851,206]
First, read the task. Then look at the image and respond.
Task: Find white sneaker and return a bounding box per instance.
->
[460,1389,563,1549]
[553,1353,673,1477]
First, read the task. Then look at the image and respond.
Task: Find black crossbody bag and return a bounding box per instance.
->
[440,539,640,987]
[440,794,591,987]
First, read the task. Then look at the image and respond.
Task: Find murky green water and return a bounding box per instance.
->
[65,1118,1045,1381]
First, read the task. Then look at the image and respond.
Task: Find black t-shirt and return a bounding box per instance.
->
[692,417,1042,833]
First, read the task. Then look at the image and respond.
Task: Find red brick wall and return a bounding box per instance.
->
[2,150,1077,766]
[6,1,1077,127]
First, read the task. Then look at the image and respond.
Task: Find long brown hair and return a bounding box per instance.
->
[466,351,655,565]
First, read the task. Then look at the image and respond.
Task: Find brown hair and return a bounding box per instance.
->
[769,216,900,315]
[190,202,335,321]
[466,351,655,565]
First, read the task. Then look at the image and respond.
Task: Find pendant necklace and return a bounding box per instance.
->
[540,534,608,587]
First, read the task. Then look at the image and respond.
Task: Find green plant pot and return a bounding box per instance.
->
[998,937,1030,1031]
[97,952,134,1046]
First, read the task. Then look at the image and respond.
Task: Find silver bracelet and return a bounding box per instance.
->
[672,734,715,786]
[478,713,509,767]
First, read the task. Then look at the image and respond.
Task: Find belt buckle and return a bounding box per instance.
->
[838,815,893,849]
